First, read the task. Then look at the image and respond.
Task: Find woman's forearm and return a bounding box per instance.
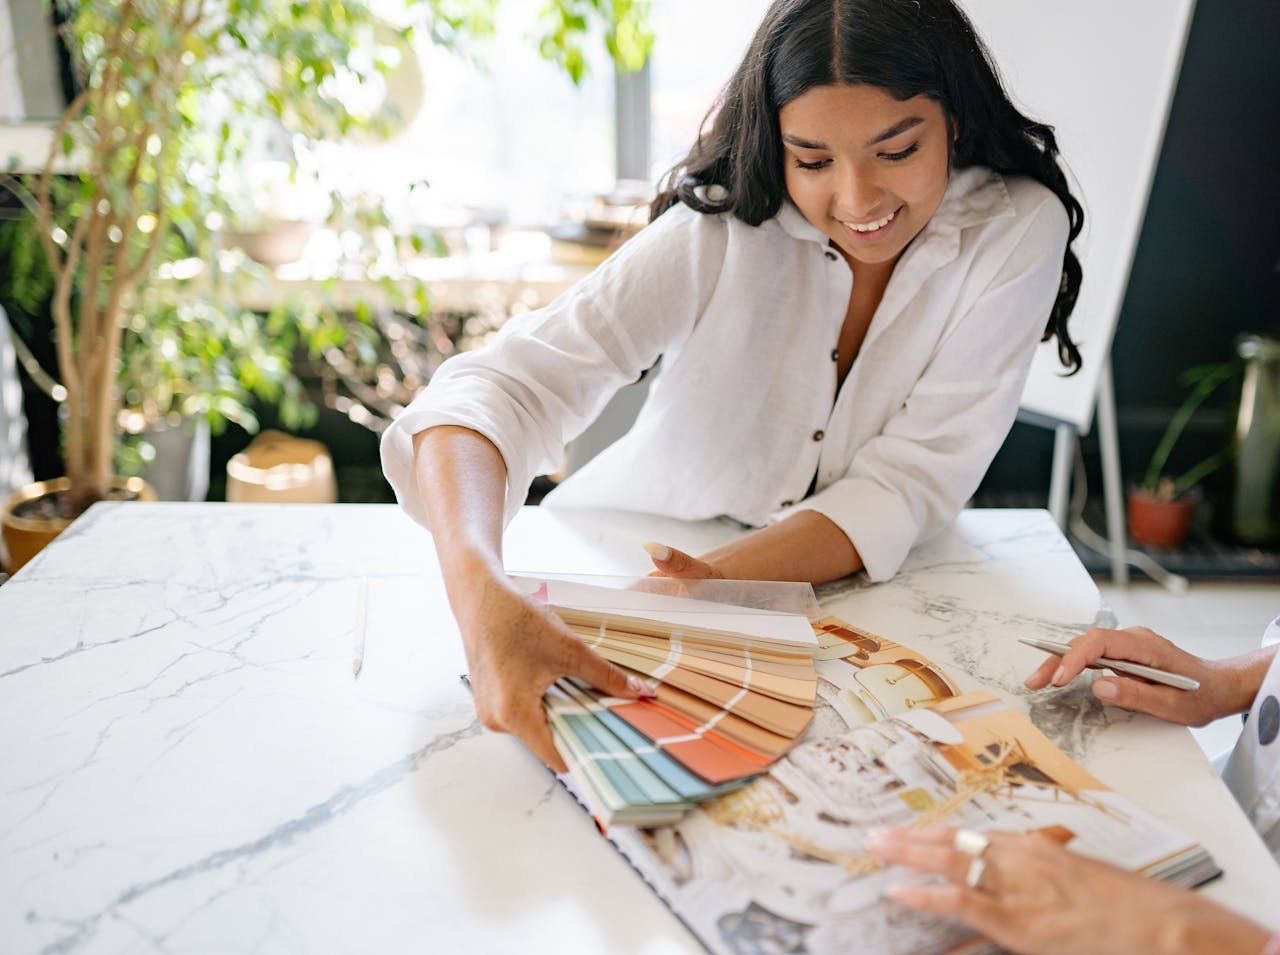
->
[697,509,863,584]
[1214,642,1280,717]
[1158,894,1272,955]
[412,425,645,771]
[412,425,510,611]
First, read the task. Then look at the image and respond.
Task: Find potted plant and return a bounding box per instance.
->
[1128,362,1238,549]
[0,0,400,569]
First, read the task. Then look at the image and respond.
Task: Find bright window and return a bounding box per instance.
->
[323,6,616,228]
[308,3,779,227]
[647,0,774,180]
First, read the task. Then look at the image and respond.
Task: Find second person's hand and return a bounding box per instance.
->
[1022,625,1242,726]
[867,826,1269,955]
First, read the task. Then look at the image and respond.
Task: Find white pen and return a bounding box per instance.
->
[353,576,368,679]
[1019,637,1200,692]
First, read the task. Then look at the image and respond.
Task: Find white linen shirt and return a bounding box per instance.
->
[1222,615,1280,863]
[381,166,1069,580]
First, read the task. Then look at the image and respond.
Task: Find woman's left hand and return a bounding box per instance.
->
[644,541,724,579]
[866,826,1269,955]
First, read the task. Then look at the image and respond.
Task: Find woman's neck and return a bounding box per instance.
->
[835,243,898,296]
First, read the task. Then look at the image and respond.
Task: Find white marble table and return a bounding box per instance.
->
[1,503,1276,954]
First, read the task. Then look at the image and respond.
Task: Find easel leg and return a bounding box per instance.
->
[1049,424,1074,530]
[1096,360,1129,586]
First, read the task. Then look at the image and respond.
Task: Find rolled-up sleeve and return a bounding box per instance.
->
[795,197,1070,581]
[380,204,728,530]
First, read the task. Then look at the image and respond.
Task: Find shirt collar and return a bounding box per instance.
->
[913,166,1015,262]
[866,169,1015,350]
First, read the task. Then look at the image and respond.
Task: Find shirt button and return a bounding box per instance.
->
[824,250,838,261]
[780,500,794,508]
[830,348,839,362]
[812,430,825,442]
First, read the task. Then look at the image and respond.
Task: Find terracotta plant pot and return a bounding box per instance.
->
[1127,487,1198,550]
[1,476,156,574]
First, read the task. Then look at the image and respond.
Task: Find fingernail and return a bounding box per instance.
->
[1052,665,1067,686]
[865,827,892,848]
[628,675,658,698]
[1093,679,1117,700]
[642,541,671,562]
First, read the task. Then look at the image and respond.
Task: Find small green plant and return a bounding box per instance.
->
[1139,362,1239,501]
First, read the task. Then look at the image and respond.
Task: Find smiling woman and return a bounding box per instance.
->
[780,85,953,380]
[780,88,950,266]
[378,0,1086,772]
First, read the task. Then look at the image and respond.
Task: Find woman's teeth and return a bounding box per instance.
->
[844,208,898,233]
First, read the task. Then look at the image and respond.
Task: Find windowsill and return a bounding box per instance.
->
[0,121,82,173]
[158,228,596,315]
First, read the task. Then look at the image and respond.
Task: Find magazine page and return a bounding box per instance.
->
[609,702,1215,955]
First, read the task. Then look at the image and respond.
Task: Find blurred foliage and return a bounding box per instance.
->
[1,0,652,500]
[537,0,654,85]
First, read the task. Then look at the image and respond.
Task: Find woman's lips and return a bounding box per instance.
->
[839,206,901,242]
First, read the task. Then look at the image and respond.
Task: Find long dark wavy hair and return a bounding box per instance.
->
[652,0,1083,373]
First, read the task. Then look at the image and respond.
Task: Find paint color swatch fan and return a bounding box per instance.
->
[515,575,821,827]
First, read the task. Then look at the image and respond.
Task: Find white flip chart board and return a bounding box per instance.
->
[961,1,1197,433]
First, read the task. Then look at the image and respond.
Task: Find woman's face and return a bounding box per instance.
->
[779,83,951,269]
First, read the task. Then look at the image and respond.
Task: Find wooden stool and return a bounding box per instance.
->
[226,430,337,503]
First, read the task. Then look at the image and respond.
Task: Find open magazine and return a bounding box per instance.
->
[520,575,1220,955]
[607,701,1218,955]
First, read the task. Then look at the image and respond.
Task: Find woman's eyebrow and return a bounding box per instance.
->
[865,117,925,146]
[781,133,828,150]
[782,116,926,152]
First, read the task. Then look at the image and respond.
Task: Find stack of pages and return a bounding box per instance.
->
[515,576,820,827]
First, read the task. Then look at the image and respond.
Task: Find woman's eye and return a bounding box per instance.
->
[792,157,831,171]
[880,144,920,162]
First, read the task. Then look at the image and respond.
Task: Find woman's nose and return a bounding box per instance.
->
[836,165,883,215]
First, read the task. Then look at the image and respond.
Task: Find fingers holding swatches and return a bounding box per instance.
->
[464,579,655,774]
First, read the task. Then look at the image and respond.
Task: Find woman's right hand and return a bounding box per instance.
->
[454,571,652,773]
[1022,625,1249,726]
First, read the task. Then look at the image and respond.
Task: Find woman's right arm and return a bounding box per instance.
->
[414,425,649,772]
[388,205,726,767]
